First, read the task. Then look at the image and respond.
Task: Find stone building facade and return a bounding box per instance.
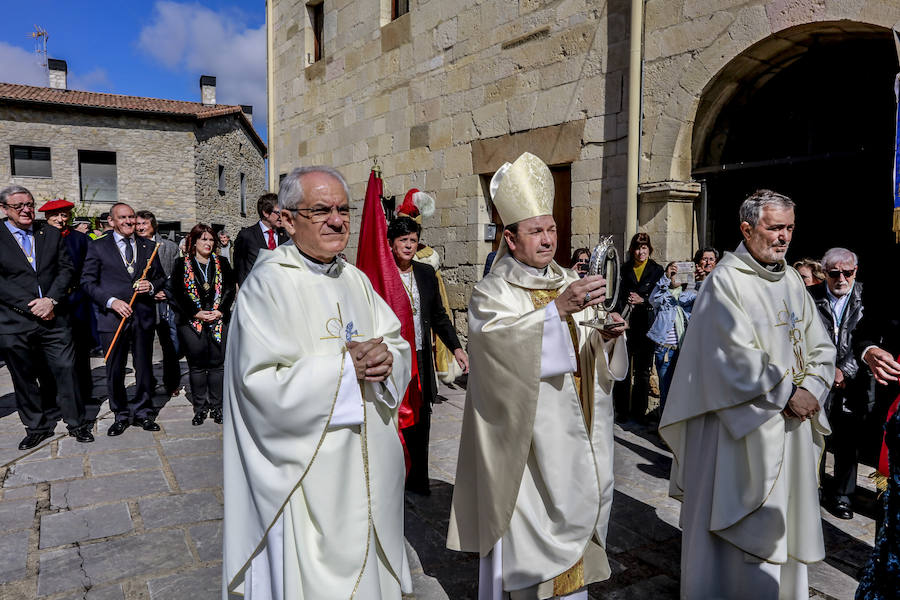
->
[1,74,266,236]
[268,0,900,331]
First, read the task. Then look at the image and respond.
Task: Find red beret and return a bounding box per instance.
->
[38,199,75,212]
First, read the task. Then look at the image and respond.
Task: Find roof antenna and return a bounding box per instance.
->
[30,25,49,70]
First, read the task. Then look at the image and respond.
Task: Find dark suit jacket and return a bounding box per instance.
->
[81,234,166,333]
[60,228,92,322]
[616,258,665,334]
[233,222,288,285]
[0,220,74,334]
[412,261,462,404]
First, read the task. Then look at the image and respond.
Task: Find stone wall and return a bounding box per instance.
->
[271,0,633,336]
[194,115,267,236]
[271,0,900,338]
[0,106,196,224]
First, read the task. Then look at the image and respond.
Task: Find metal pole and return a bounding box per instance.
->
[266,0,277,192]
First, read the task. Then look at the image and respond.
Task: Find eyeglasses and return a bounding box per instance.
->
[826,269,856,279]
[290,205,352,223]
[3,201,35,212]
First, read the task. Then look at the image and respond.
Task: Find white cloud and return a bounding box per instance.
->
[137,1,267,137]
[0,41,114,93]
[0,41,52,86]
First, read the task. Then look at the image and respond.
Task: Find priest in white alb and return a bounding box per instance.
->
[659,189,836,599]
[447,152,628,600]
[222,166,412,599]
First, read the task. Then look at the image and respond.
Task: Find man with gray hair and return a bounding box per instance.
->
[223,166,412,598]
[809,247,866,519]
[0,185,93,449]
[660,189,836,598]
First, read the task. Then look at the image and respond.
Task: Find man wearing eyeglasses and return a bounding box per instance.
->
[223,166,412,598]
[0,185,93,450]
[808,248,866,520]
[232,192,289,285]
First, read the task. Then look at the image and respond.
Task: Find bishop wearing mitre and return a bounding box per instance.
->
[447,152,627,600]
[222,166,412,599]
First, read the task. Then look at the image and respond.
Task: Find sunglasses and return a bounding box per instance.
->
[826,269,856,279]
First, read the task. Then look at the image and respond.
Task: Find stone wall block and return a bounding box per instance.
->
[644,12,734,61]
[451,112,479,143]
[436,17,459,50]
[729,5,772,45]
[444,145,473,179]
[766,0,827,33]
[645,0,683,29]
[507,94,537,133]
[472,101,510,139]
[532,82,578,129]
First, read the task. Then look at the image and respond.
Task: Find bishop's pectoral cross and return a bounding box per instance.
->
[775,299,806,384]
[320,303,363,346]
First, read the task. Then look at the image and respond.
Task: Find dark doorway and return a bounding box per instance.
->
[694,35,897,278]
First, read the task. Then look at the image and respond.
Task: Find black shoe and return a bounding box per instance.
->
[69,426,94,443]
[830,500,854,520]
[210,408,223,424]
[18,431,54,450]
[192,411,207,426]
[134,418,161,432]
[107,421,130,436]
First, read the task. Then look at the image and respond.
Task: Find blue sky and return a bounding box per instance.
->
[0,1,268,141]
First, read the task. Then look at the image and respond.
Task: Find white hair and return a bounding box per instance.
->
[278,166,351,211]
[821,247,858,269]
[739,189,795,227]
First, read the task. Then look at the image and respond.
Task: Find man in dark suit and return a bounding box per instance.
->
[232,193,288,285]
[0,185,93,449]
[39,198,96,415]
[81,203,166,436]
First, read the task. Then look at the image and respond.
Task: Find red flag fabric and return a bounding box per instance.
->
[355,169,421,432]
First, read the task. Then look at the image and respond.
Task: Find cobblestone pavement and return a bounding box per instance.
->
[0,354,878,599]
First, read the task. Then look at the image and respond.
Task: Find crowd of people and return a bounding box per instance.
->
[5,156,900,599]
[0,184,295,449]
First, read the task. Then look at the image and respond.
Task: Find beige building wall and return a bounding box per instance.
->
[269,0,900,331]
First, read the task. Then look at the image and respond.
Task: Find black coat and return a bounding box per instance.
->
[616,258,665,334]
[60,228,92,323]
[80,233,166,333]
[168,255,237,328]
[0,220,73,334]
[412,261,462,404]
[810,282,864,379]
[232,223,289,285]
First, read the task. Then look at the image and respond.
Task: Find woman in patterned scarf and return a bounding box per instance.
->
[168,224,236,425]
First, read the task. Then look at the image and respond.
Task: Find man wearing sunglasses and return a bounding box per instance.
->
[809,248,865,520]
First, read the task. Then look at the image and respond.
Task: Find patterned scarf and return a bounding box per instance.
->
[184,255,223,343]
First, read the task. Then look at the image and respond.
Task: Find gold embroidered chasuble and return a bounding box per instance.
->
[659,243,836,596]
[447,249,627,597]
[222,245,412,599]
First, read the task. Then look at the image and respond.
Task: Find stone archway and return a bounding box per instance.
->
[690,22,897,267]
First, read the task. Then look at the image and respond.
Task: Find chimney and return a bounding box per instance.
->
[240,105,253,125]
[48,59,67,90]
[200,75,216,105]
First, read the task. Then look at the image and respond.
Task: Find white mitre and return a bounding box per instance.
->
[489,152,555,224]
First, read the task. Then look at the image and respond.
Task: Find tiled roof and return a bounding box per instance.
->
[0,82,266,155]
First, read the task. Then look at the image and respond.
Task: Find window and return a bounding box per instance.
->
[10,145,52,177]
[392,0,409,19]
[240,172,247,217]
[218,165,226,193]
[78,150,117,203]
[307,1,324,63]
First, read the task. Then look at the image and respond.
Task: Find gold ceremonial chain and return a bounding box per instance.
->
[117,238,137,275]
[12,231,35,264]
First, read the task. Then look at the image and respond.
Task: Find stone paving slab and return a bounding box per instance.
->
[0,497,36,532]
[39,502,134,549]
[56,430,157,456]
[57,583,125,600]
[147,565,220,600]
[0,530,29,583]
[50,470,172,509]
[158,420,222,437]
[89,448,163,476]
[5,456,85,487]
[38,529,194,596]
[139,492,222,529]
[159,436,222,457]
[167,453,222,491]
[189,522,223,562]
[0,445,52,465]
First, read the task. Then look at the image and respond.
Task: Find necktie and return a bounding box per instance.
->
[123,237,134,263]
[266,229,276,250]
[17,230,35,270]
